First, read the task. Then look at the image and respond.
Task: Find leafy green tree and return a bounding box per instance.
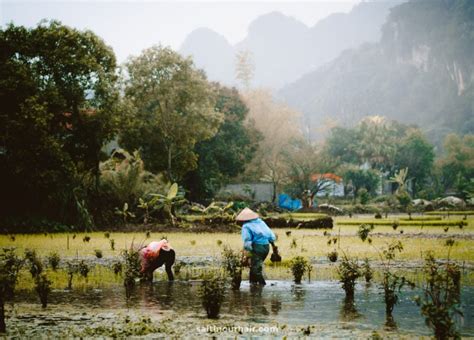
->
[0,21,119,225]
[284,139,336,208]
[183,85,258,201]
[437,133,474,197]
[120,46,222,182]
[342,167,380,197]
[395,130,434,196]
[325,117,407,172]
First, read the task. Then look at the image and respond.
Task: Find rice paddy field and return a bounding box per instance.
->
[1,212,474,338]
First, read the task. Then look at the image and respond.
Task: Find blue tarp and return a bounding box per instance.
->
[278,193,302,211]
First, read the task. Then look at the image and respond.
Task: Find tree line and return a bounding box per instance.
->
[0,21,472,230]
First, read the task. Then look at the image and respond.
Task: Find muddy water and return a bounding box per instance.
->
[11,280,474,337]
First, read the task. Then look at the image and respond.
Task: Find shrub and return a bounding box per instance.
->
[415,253,462,339]
[327,250,338,263]
[94,249,103,259]
[110,239,115,251]
[199,274,226,319]
[78,260,90,278]
[47,252,60,271]
[290,256,308,284]
[358,188,370,205]
[35,273,51,308]
[122,248,141,299]
[24,249,43,278]
[357,224,374,243]
[83,236,91,243]
[221,246,243,290]
[66,261,77,289]
[362,258,373,283]
[0,248,23,333]
[337,255,361,300]
[112,261,123,275]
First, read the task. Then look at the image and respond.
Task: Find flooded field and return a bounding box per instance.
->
[6,280,474,337]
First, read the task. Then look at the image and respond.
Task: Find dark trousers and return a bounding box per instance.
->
[250,243,269,285]
[141,249,175,282]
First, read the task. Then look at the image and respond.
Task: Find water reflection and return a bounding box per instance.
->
[271,297,282,315]
[249,284,269,316]
[339,297,360,321]
[291,285,306,302]
[11,281,474,337]
[385,314,397,330]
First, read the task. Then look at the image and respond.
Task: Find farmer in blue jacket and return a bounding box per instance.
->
[236,208,277,285]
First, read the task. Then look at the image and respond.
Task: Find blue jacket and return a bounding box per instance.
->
[241,218,276,251]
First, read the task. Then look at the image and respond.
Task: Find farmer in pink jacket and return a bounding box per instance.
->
[139,239,175,281]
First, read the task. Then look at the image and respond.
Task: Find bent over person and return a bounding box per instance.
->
[139,239,175,282]
[236,208,276,285]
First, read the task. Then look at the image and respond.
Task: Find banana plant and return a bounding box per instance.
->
[114,202,135,224]
[148,183,186,226]
[389,168,409,194]
[190,201,235,219]
[137,198,150,224]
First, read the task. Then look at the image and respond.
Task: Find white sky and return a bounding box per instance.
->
[0,0,360,63]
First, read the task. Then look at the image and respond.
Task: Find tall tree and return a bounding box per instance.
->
[235,50,255,90]
[183,84,259,201]
[120,46,222,182]
[241,89,302,202]
[437,133,474,197]
[395,129,435,196]
[284,138,336,208]
[0,21,119,224]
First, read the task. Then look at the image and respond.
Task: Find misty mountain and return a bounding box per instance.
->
[180,27,235,84]
[180,1,401,89]
[279,0,474,146]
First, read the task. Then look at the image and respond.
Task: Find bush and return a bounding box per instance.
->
[35,273,51,308]
[337,255,361,300]
[327,250,338,263]
[78,260,90,278]
[0,248,23,332]
[24,249,43,278]
[362,258,373,283]
[121,248,141,298]
[290,256,308,284]
[94,249,103,259]
[47,252,60,271]
[199,274,226,319]
[358,188,370,205]
[112,261,123,275]
[415,253,461,339]
[221,246,243,290]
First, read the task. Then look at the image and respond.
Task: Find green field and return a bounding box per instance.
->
[2,215,473,269]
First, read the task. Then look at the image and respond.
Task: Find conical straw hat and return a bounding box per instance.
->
[236,207,259,221]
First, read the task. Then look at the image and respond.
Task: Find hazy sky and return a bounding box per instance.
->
[1,0,360,63]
